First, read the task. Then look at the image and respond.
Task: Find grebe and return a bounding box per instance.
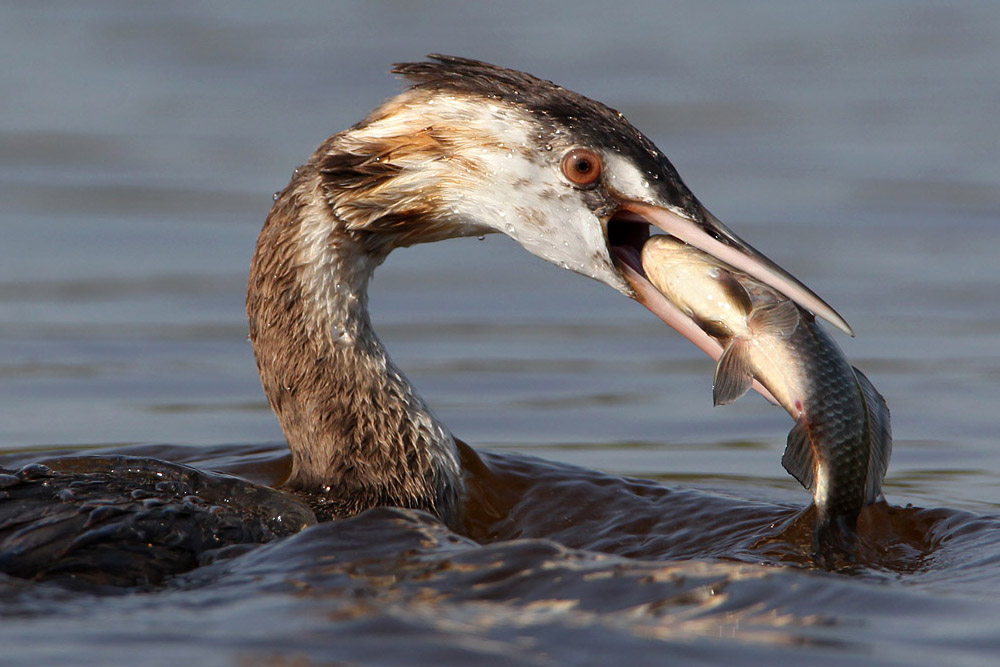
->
[0,56,848,586]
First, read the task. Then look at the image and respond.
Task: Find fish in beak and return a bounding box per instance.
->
[637,234,892,561]
[607,200,852,403]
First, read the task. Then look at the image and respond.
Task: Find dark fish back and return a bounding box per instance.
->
[781,317,883,522]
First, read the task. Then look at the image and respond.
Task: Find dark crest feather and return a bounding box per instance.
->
[392,54,619,131]
[392,54,568,105]
[391,55,697,214]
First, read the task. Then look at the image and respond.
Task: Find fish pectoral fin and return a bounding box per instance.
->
[782,418,816,492]
[748,300,800,338]
[853,367,893,504]
[713,339,754,406]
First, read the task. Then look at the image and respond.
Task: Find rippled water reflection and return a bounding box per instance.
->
[2,2,1000,664]
[2,442,1000,665]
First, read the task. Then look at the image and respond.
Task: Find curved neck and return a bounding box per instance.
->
[247,164,462,523]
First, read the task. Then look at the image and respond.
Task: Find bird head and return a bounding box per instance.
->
[316,55,851,341]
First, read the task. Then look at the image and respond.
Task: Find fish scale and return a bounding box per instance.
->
[783,320,866,515]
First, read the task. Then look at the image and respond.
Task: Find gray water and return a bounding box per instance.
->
[2,2,1000,665]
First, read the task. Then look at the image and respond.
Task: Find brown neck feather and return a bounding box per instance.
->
[247,157,463,524]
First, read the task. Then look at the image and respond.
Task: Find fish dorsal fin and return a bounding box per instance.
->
[713,339,754,406]
[782,418,816,491]
[747,300,800,337]
[853,367,893,503]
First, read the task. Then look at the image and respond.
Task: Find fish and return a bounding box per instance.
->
[640,235,892,556]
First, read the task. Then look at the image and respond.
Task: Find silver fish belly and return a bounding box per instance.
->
[641,236,892,548]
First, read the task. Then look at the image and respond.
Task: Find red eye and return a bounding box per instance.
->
[561,148,602,187]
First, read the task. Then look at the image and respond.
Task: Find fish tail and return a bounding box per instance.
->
[783,417,864,564]
[853,367,893,504]
[813,512,860,568]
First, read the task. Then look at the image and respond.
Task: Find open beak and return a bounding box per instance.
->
[607,201,853,404]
